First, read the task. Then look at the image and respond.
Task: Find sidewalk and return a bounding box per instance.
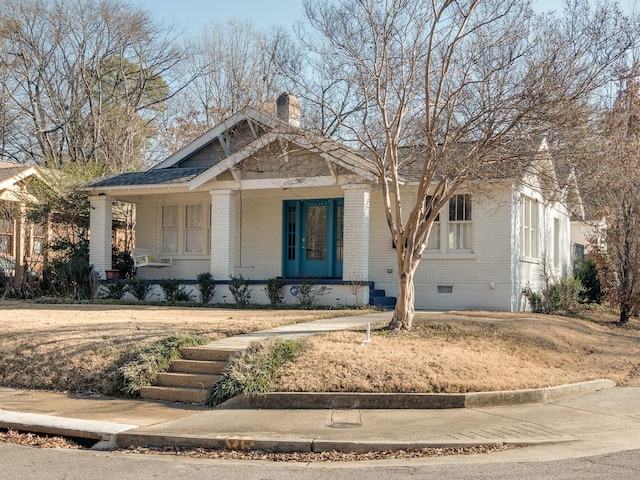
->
[1,311,639,460]
[2,386,640,460]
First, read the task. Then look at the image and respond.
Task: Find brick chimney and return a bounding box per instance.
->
[276,93,300,127]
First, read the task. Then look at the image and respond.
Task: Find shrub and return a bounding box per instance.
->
[112,247,135,279]
[546,277,582,313]
[574,258,603,304]
[297,279,331,309]
[47,239,96,299]
[207,338,306,407]
[263,277,284,306]
[108,335,208,398]
[229,274,251,307]
[522,284,545,313]
[158,278,191,303]
[126,278,153,301]
[196,272,216,304]
[103,279,127,300]
[522,277,582,314]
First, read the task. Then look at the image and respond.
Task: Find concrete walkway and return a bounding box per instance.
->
[1,311,639,460]
[198,311,392,350]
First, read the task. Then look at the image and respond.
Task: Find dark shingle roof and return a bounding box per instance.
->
[88,167,208,188]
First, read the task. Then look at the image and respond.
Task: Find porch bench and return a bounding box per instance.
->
[132,248,173,268]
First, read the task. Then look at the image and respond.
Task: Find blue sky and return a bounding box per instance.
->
[132,0,305,30]
[130,0,634,31]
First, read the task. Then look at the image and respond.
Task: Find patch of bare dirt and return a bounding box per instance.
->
[0,300,357,394]
[275,311,640,393]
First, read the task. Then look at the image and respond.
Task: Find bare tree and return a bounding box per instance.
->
[159,20,290,152]
[589,70,640,325]
[298,0,635,329]
[0,0,183,172]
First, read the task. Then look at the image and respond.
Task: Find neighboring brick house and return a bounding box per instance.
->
[0,161,44,285]
[86,94,582,311]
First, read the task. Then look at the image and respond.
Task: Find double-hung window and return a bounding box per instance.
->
[448,194,472,250]
[161,203,207,254]
[425,196,441,250]
[185,204,204,253]
[521,196,539,258]
[161,205,179,253]
[422,194,472,253]
[0,216,14,256]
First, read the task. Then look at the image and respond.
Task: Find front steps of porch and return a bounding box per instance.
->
[139,347,241,404]
[369,284,397,309]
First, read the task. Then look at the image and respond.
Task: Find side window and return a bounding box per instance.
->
[425,196,441,250]
[521,196,539,258]
[447,194,472,250]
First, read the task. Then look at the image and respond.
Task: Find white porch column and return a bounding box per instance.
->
[89,195,112,279]
[13,204,26,287]
[342,184,371,283]
[210,189,236,279]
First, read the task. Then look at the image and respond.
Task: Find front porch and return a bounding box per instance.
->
[89,184,375,307]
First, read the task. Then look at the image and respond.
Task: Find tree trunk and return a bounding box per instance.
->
[389,268,416,330]
[620,307,630,325]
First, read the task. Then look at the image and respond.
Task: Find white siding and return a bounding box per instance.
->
[514,183,573,311]
[368,187,514,311]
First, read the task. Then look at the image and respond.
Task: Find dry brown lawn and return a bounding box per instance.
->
[275,310,640,393]
[2,303,640,396]
[0,301,358,394]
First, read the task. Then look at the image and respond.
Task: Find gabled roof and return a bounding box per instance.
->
[188,126,376,190]
[86,106,377,191]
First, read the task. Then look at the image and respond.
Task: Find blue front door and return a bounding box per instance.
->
[283,199,343,278]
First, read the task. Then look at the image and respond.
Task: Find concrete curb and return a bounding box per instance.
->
[0,410,138,450]
[218,379,616,410]
[115,432,570,454]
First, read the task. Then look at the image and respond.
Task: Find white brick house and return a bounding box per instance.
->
[86,94,582,310]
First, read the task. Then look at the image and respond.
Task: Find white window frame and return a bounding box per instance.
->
[425,196,441,250]
[553,217,560,269]
[521,196,539,260]
[447,194,472,251]
[185,203,205,254]
[159,201,209,256]
[161,205,179,254]
[423,194,473,254]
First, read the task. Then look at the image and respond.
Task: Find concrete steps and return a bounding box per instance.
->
[169,359,228,375]
[369,284,397,310]
[180,347,240,362]
[156,373,220,389]
[139,386,209,404]
[139,347,241,404]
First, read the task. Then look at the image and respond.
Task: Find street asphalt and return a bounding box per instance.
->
[1,312,639,461]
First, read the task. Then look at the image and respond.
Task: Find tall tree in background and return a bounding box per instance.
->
[160,20,290,152]
[0,0,182,172]
[297,0,635,330]
[590,70,640,324]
